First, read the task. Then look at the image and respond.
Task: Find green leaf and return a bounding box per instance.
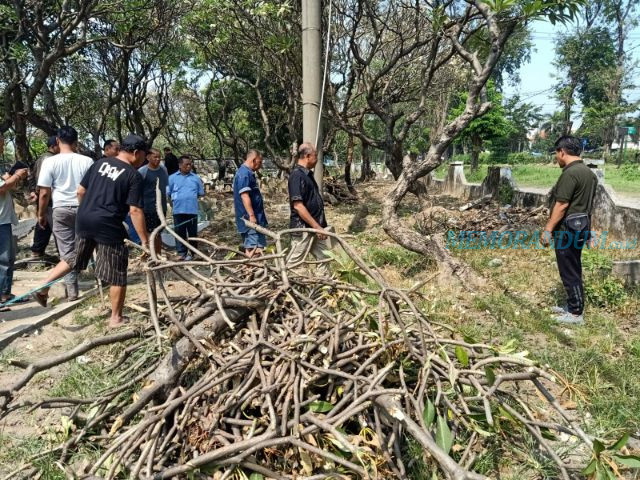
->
[595,463,607,480]
[604,465,617,480]
[582,458,597,475]
[309,401,333,413]
[422,399,436,427]
[455,346,469,367]
[593,439,606,456]
[498,338,517,354]
[249,474,265,480]
[610,433,629,451]
[435,416,454,454]
[462,334,477,345]
[540,427,559,441]
[497,405,516,422]
[611,454,640,468]
[485,367,496,386]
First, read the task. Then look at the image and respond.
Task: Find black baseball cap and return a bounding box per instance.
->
[121,134,149,153]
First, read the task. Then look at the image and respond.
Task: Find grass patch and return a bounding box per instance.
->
[48,360,117,398]
[0,347,24,372]
[0,435,63,479]
[367,245,433,276]
[454,243,640,439]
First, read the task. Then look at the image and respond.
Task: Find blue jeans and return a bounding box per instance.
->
[241,229,266,249]
[173,214,198,257]
[0,224,15,296]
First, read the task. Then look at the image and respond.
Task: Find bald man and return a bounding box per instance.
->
[287,143,331,276]
[233,149,268,257]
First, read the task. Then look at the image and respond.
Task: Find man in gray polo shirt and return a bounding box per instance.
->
[37,126,93,301]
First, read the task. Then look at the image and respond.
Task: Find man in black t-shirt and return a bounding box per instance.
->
[286,142,332,276]
[33,134,149,328]
[164,147,179,175]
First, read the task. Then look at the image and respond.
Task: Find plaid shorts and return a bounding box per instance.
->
[72,237,129,286]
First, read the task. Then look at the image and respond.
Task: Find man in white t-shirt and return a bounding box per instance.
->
[37,126,93,301]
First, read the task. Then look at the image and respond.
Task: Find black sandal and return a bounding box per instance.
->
[0,294,29,306]
[32,291,49,308]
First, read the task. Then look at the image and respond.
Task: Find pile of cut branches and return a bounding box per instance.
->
[1,216,598,479]
[416,203,548,236]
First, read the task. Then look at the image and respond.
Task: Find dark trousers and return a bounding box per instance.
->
[554,231,587,315]
[173,214,198,257]
[31,206,53,255]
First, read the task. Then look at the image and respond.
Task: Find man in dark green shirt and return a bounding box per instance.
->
[541,136,597,325]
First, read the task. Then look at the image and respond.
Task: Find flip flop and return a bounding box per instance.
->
[1,294,29,305]
[32,291,49,308]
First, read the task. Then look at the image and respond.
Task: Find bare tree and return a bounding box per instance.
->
[374,1,583,280]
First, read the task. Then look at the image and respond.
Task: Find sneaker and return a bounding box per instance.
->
[552,312,584,325]
[550,305,568,314]
[181,255,193,261]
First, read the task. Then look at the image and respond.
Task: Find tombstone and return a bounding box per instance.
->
[585,159,605,185]
[445,162,466,196]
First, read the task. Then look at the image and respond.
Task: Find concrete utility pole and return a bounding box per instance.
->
[302,0,324,190]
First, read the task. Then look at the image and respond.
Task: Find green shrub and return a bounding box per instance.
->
[582,250,627,308]
[585,277,628,308]
[620,162,640,181]
[368,245,420,270]
[505,152,541,165]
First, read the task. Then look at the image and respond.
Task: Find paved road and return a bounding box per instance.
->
[0,271,96,347]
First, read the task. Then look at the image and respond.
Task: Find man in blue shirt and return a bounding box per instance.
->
[233,150,268,257]
[167,156,205,261]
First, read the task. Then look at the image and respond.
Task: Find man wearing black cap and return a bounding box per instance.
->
[28,136,59,257]
[34,134,149,328]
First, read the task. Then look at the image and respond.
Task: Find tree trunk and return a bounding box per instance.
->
[359,140,373,182]
[470,134,482,171]
[13,91,32,164]
[384,142,404,180]
[92,131,102,159]
[345,135,354,189]
[561,80,577,135]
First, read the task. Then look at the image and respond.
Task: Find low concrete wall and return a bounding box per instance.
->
[426,163,640,239]
[612,260,640,284]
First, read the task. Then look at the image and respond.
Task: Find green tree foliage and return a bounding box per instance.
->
[553,0,638,154]
[184,0,301,170]
[450,83,512,170]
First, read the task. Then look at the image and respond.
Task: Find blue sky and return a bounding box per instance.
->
[503,19,640,121]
